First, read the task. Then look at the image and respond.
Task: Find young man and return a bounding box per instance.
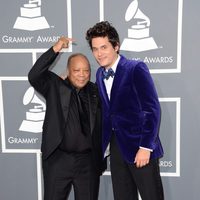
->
[86,21,164,200]
[28,37,106,200]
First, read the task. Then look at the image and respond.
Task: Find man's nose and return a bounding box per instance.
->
[79,70,85,76]
[97,49,102,56]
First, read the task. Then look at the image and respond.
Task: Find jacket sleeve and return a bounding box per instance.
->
[28,47,59,96]
[133,62,161,150]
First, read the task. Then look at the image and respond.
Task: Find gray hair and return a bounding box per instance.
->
[67,53,91,71]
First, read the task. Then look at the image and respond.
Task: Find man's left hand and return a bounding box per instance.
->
[134,148,151,168]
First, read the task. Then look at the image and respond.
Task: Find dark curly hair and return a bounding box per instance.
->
[86,21,120,54]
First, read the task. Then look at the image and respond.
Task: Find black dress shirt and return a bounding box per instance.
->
[59,78,91,153]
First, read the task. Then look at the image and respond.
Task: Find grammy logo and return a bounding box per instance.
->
[19,87,46,133]
[120,0,158,52]
[13,0,50,31]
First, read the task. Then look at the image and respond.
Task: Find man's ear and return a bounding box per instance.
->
[115,44,120,52]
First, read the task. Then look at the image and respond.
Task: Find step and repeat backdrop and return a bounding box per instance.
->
[0,0,200,199]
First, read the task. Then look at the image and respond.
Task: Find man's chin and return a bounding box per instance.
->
[98,62,107,68]
[76,82,87,89]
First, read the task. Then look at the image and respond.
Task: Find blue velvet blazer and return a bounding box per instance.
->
[96,55,164,164]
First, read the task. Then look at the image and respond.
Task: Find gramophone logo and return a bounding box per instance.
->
[120,0,158,52]
[13,0,50,31]
[19,87,46,133]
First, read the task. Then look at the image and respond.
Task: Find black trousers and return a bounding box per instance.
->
[42,148,100,200]
[110,135,164,200]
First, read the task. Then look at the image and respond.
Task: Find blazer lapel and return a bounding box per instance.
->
[87,83,98,135]
[97,68,110,109]
[110,57,125,107]
[59,79,72,121]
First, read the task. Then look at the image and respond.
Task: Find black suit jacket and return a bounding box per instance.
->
[28,47,106,175]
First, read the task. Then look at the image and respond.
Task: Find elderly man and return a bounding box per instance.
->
[28,37,106,200]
